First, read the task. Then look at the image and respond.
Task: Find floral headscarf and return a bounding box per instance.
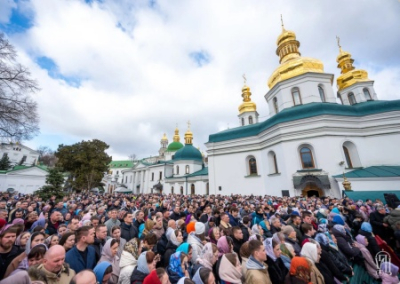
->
[264,238,277,261]
[289,256,311,283]
[123,238,140,259]
[197,243,215,269]
[169,251,185,277]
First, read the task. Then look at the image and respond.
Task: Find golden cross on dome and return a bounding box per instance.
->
[281,14,285,30]
[336,36,342,49]
[187,120,191,130]
[243,74,247,85]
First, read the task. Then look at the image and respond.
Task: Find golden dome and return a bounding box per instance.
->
[184,121,193,145]
[173,127,180,142]
[161,133,168,141]
[268,22,324,89]
[336,38,369,91]
[239,84,257,114]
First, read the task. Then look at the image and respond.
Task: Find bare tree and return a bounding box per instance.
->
[128,153,136,161]
[0,33,39,142]
[37,145,58,167]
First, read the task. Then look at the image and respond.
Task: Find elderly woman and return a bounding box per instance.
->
[300,242,325,284]
[284,256,313,284]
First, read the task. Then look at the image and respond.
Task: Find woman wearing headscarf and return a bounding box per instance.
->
[187,222,206,265]
[167,251,190,284]
[219,253,242,284]
[282,225,301,256]
[29,217,46,233]
[259,220,273,239]
[191,242,218,280]
[215,236,234,283]
[300,242,325,284]
[265,237,288,284]
[94,261,113,284]
[208,227,220,245]
[280,242,294,270]
[355,235,380,280]
[284,256,312,284]
[331,224,363,264]
[176,243,193,276]
[163,229,184,267]
[99,238,120,283]
[15,231,30,251]
[45,234,59,248]
[192,267,216,284]
[357,222,381,258]
[131,251,157,284]
[118,238,140,284]
[380,262,399,284]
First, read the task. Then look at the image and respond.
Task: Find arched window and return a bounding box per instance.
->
[268,151,279,174]
[176,165,179,175]
[348,92,356,105]
[342,141,361,168]
[318,85,326,102]
[300,147,315,169]
[185,165,190,174]
[241,117,244,126]
[180,186,183,195]
[249,116,253,125]
[291,87,302,105]
[248,157,258,175]
[363,88,372,101]
[273,97,279,113]
[343,146,353,168]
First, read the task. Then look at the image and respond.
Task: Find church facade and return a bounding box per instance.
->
[206,25,400,197]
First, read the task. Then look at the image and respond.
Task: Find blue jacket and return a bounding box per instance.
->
[65,245,96,274]
[228,213,239,227]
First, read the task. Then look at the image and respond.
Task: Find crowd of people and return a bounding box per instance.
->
[0,192,400,284]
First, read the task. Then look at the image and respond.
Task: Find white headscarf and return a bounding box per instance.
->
[301,242,319,263]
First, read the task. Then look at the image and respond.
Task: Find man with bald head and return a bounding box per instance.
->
[37,244,76,283]
[166,219,177,240]
[69,269,96,284]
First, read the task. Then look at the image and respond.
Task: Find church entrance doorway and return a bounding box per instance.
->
[302,183,323,197]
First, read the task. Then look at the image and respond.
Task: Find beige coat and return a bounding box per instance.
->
[245,266,272,284]
[37,263,76,284]
[306,259,325,284]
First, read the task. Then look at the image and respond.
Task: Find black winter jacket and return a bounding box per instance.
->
[163,241,178,268]
[130,267,149,284]
[120,222,138,242]
[266,257,288,284]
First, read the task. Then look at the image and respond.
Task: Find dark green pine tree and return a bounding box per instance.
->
[34,168,65,200]
[0,155,12,170]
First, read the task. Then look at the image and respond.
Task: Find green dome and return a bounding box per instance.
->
[167,141,184,152]
[173,145,203,161]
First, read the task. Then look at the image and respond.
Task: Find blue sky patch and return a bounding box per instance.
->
[36,56,81,87]
[0,3,33,34]
[189,50,211,67]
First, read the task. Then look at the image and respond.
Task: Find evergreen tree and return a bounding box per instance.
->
[34,168,64,200]
[0,154,11,170]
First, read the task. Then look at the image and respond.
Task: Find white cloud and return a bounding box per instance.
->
[0,0,16,23]
[4,0,400,159]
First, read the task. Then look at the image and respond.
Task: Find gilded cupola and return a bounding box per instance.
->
[173,127,180,142]
[268,17,324,89]
[336,37,370,91]
[161,133,168,141]
[238,78,257,114]
[184,121,193,145]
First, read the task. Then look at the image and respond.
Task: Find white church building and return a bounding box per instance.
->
[205,25,400,198]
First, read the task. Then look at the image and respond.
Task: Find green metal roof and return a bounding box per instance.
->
[173,144,203,162]
[343,190,400,204]
[208,100,400,143]
[0,165,49,174]
[109,160,134,168]
[333,166,400,178]
[186,167,208,177]
[167,141,184,152]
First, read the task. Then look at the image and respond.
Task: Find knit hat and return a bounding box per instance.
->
[361,222,372,233]
[195,222,205,235]
[291,211,300,217]
[186,221,196,234]
[282,225,294,236]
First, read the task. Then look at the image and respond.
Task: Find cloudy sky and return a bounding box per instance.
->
[1,0,400,160]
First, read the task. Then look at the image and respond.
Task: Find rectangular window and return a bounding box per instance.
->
[151,173,154,181]
[219,186,222,191]
[282,190,290,197]
[159,171,162,180]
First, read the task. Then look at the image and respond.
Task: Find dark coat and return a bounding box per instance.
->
[46,221,60,236]
[266,257,288,284]
[170,211,181,221]
[130,266,148,284]
[134,219,144,230]
[0,245,22,279]
[284,236,301,256]
[327,245,352,276]
[228,214,239,227]
[332,227,363,261]
[65,245,96,274]
[287,220,303,244]
[370,210,388,238]
[319,244,347,282]
[120,222,138,242]
[358,229,381,258]
[315,258,335,284]
[163,241,178,268]
[91,238,105,263]
[232,236,244,261]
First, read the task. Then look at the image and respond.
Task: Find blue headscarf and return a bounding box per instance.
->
[177,243,190,255]
[138,223,145,239]
[169,251,185,277]
[332,215,345,225]
[137,252,150,274]
[361,222,372,233]
[315,233,329,246]
[331,207,340,214]
[93,261,111,283]
[30,218,46,232]
[259,221,269,233]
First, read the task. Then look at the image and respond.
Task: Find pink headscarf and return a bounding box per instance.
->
[12,218,24,225]
[217,236,231,257]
